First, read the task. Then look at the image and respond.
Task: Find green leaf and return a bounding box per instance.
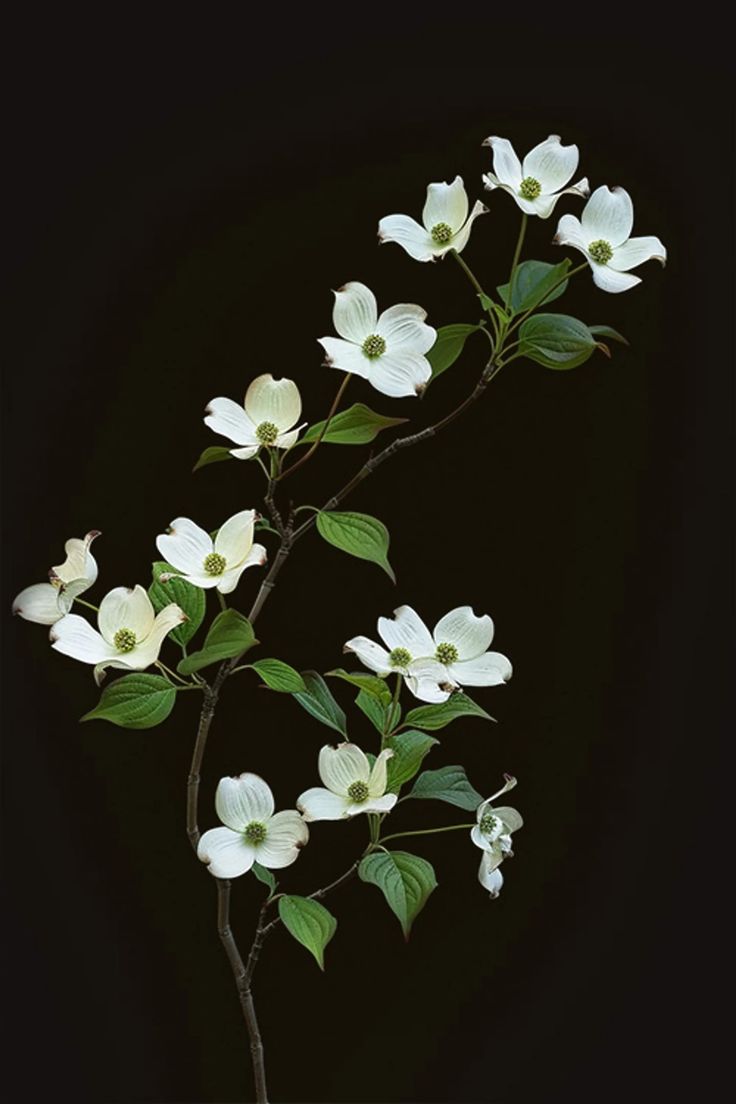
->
[193,446,233,472]
[81,673,176,729]
[588,325,629,345]
[497,259,570,313]
[385,730,439,791]
[518,313,599,370]
[405,693,495,731]
[426,324,481,381]
[407,765,483,810]
[252,862,277,894]
[148,562,206,648]
[355,690,401,735]
[359,850,437,939]
[299,403,408,445]
[326,668,390,702]
[177,609,257,675]
[278,895,337,969]
[316,511,395,583]
[292,671,347,737]
[251,658,306,693]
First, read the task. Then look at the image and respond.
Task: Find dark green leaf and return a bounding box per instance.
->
[407,765,483,810]
[359,850,437,939]
[292,671,347,737]
[497,259,570,313]
[519,313,598,370]
[588,325,629,345]
[355,690,401,735]
[193,446,233,472]
[177,609,257,675]
[426,324,481,381]
[299,403,408,445]
[252,863,277,894]
[251,658,306,693]
[148,561,206,647]
[405,693,495,731]
[326,668,390,702]
[278,895,337,969]
[81,674,176,730]
[316,511,395,582]
[385,730,439,791]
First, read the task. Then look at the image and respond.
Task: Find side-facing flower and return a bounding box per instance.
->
[198,773,308,878]
[12,530,100,625]
[204,374,306,459]
[50,584,185,680]
[317,281,435,398]
[297,743,397,821]
[554,185,667,293]
[472,775,523,899]
[344,605,454,704]
[156,510,266,593]
[482,134,589,218]
[378,176,487,262]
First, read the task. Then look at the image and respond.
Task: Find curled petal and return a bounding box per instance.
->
[345,793,398,817]
[217,543,266,594]
[553,213,589,255]
[216,773,275,831]
[494,806,524,834]
[331,282,378,343]
[378,214,436,263]
[214,510,256,567]
[50,614,116,665]
[449,651,512,687]
[130,604,186,668]
[12,582,64,625]
[296,787,350,822]
[483,137,523,189]
[198,826,256,879]
[344,635,392,675]
[478,854,504,898]
[445,200,487,256]
[609,236,667,272]
[229,445,260,460]
[204,397,257,446]
[368,748,394,797]
[318,336,372,380]
[52,531,100,588]
[244,374,302,432]
[524,178,590,220]
[590,264,641,294]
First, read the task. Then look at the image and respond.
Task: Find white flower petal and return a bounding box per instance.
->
[216,773,275,831]
[609,236,667,272]
[52,531,100,588]
[494,806,524,833]
[522,135,578,193]
[12,582,63,625]
[478,855,504,897]
[318,743,370,794]
[214,509,256,567]
[404,663,455,703]
[296,787,351,821]
[343,635,392,675]
[50,614,117,665]
[422,176,468,233]
[368,352,431,398]
[318,336,372,380]
[376,304,436,355]
[157,517,212,575]
[216,543,266,594]
[274,425,305,451]
[450,651,512,687]
[256,810,308,868]
[433,606,494,660]
[367,748,393,797]
[244,374,302,432]
[98,585,155,645]
[445,200,487,256]
[581,185,633,247]
[525,179,590,220]
[230,445,260,460]
[346,793,398,817]
[378,214,436,263]
[553,213,589,254]
[590,264,642,294]
[197,826,256,878]
[204,397,257,446]
[331,282,378,343]
[483,137,523,189]
[377,605,435,658]
[130,604,186,668]
[471,824,493,852]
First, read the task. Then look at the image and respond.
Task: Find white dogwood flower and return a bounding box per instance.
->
[317,281,435,398]
[297,743,398,821]
[198,773,308,878]
[50,584,185,680]
[378,176,487,262]
[204,374,306,459]
[12,530,100,625]
[554,185,667,293]
[482,135,589,218]
[156,510,266,594]
[472,776,523,899]
[478,855,505,899]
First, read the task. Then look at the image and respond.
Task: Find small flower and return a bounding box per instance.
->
[317,281,436,398]
[156,510,266,594]
[204,374,306,459]
[198,773,309,878]
[297,743,398,821]
[482,135,589,218]
[12,530,100,625]
[554,185,667,293]
[50,584,185,681]
[472,775,523,899]
[378,176,487,262]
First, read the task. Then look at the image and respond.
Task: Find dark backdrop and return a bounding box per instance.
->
[3,16,733,1104]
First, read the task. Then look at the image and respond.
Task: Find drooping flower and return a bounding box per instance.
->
[197,773,308,878]
[204,374,306,459]
[156,510,266,594]
[378,176,487,262]
[345,604,512,704]
[472,775,523,899]
[12,530,100,625]
[317,281,435,398]
[297,743,398,821]
[50,584,185,681]
[482,135,589,218]
[554,185,667,293]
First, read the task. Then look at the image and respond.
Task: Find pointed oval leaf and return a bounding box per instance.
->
[299,403,408,445]
[292,671,347,737]
[407,765,483,810]
[385,730,439,791]
[316,511,395,582]
[588,324,629,345]
[405,693,495,731]
[193,446,234,472]
[326,668,390,702]
[355,689,401,736]
[278,895,337,970]
[519,313,597,370]
[497,259,570,313]
[252,862,277,894]
[251,658,306,693]
[426,324,481,381]
[359,850,437,939]
[81,673,177,729]
[177,609,257,675]
[149,561,206,647]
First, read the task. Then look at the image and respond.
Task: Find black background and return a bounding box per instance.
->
[3,15,733,1104]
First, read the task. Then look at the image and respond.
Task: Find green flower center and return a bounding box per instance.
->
[255,420,279,445]
[113,627,137,653]
[347,780,370,803]
[203,552,227,576]
[244,821,267,844]
[435,641,459,665]
[389,646,412,668]
[480,812,499,836]
[362,333,386,358]
[519,176,542,200]
[588,239,613,264]
[431,222,453,245]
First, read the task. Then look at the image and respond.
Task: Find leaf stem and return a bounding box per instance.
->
[73,596,99,612]
[278,373,352,481]
[379,823,474,845]
[506,260,589,338]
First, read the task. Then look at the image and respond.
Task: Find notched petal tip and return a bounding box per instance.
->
[503,773,517,787]
[85,530,102,542]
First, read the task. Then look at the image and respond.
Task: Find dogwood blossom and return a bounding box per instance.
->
[297,743,397,821]
[482,135,589,218]
[204,374,305,459]
[554,185,667,292]
[198,773,308,878]
[378,176,486,262]
[12,531,100,625]
[50,584,185,681]
[472,776,523,899]
[317,281,435,398]
[156,510,266,594]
